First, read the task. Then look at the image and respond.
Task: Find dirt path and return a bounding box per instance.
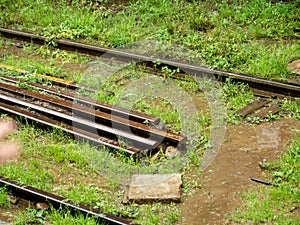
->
[179,117,300,225]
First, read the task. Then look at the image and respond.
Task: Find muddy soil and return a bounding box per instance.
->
[178,117,300,225]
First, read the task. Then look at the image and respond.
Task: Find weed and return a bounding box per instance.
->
[161,66,180,79]
[13,207,102,225]
[281,98,300,119]
[14,208,46,225]
[47,208,100,225]
[0,187,10,208]
[222,78,254,123]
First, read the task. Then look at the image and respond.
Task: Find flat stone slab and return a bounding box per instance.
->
[123,174,182,204]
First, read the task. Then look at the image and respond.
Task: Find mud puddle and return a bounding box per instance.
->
[179,117,300,225]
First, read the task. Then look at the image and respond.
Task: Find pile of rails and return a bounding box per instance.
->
[0,73,186,156]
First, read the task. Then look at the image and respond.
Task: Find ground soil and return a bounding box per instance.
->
[178,117,300,225]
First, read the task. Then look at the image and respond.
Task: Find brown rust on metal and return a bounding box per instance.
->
[0,92,158,150]
[0,176,139,225]
[236,99,271,118]
[0,101,140,155]
[0,75,160,125]
[0,81,184,146]
[0,105,140,154]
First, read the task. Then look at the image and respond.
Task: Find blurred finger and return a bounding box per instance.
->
[0,142,19,164]
[0,120,16,139]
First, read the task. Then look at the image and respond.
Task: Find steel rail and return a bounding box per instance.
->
[0,176,139,225]
[0,75,160,125]
[0,81,185,147]
[1,28,300,97]
[0,101,140,154]
[0,92,158,151]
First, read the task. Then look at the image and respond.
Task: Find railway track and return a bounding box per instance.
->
[1,28,300,98]
[0,176,139,225]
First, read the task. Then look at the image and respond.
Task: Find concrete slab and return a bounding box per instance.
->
[123,174,182,204]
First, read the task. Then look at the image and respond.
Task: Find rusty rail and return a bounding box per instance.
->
[0,176,139,225]
[0,75,186,153]
[0,99,140,154]
[0,76,160,125]
[0,92,159,151]
[1,27,300,97]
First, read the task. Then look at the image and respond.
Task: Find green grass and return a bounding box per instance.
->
[0,0,299,80]
[0,50,87,82]
[281,98,300,120]
[230,136,300,224]
[0,187,10,208]
[0,1,300,224]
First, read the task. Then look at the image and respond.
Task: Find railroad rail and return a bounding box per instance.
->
[1,28,300,98]
[0,176,138,225]
[0,73,185,155]
[0,73,160,125]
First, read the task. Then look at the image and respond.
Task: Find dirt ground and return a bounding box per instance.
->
[178,117,300,225]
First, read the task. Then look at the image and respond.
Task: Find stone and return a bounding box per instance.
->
[36,202,49,210]
[165,146,180,159]
[123,174,182,204]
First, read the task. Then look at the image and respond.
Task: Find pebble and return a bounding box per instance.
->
[36,202,49,210]
[165,146,180,159]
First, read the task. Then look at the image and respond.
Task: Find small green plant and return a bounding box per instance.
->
[161,66,180,79]
[222,78,254,123]
[14,208,46,225]
[281,98,300,119]
[246,116,262,124]
[0,187,10,207]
